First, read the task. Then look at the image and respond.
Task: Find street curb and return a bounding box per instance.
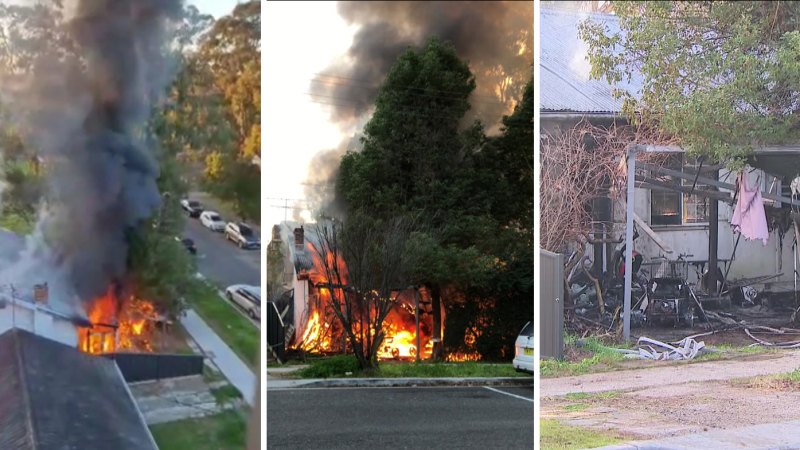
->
[268,376,533,389]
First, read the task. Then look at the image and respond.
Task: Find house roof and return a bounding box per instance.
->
[540,7,642,114]
[0,329,157,450]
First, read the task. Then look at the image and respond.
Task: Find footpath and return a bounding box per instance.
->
[181,308,257,405]
[542,350,800,449]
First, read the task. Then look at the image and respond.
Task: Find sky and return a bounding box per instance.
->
[187,0,241,19]
[264,2,355,228]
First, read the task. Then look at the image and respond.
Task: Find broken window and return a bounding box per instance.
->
[650,155,682,225]
[682,157,709,224]
[650,155,709,225]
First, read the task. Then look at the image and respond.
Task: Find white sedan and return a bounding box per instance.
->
[200,211,226,232]
[225,284,261,320]
[512,321,534,373]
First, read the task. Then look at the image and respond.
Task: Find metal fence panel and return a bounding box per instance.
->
[266,301,285,362]
[108,353,205,382]
[540,249,564,359]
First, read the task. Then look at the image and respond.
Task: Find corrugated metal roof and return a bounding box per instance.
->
[540,7,642,114]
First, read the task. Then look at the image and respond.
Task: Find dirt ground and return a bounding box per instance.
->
[542,350,800,439]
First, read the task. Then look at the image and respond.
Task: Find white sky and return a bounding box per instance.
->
[263,2,355,228]
[187,0,241,19]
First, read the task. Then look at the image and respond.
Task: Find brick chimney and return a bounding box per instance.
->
[33,283,48,305]
[294,226,304,250]
[272,224,281,242]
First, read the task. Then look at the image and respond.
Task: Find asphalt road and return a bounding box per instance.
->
[266,386,534,449]
[182,215,261,289]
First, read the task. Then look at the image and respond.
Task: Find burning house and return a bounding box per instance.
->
[270,222,436,360]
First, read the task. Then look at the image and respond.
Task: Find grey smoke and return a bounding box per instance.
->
[305,1,532,214]
[311,1,533,130]
[0,0,183,303]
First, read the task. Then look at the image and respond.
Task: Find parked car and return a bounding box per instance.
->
[199,211,226,232]
[224,222,260,249]
[176,237,196,255]
[512,321,534,373]
[225,284,261,320]
[180,199,204,218]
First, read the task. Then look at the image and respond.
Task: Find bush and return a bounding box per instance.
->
[296,355,361,378]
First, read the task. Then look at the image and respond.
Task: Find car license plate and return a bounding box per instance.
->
[523,348,533,356]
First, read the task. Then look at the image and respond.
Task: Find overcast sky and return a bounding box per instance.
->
[264,2,354,228]
[187,0,240,19]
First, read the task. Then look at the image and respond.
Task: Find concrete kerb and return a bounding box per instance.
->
[267,376,533,390]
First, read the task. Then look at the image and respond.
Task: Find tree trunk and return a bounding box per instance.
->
[430,284,444,362]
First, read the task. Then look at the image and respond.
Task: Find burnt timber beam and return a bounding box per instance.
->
[638,161,800,208]
[634,175,733,203]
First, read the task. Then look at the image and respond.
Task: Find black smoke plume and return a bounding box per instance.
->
[1,0,183,303]
[310,1,533,130]
[306,1,532,213]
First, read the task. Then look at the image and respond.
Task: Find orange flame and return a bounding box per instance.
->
[293,240,442,361]
[78,286,158,354]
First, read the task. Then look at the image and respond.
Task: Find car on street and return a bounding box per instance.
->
[199,211,226,232]
[512,321,534,373]
[176,237,197,255]
[225,284,261,320]
[180,199,204,218]
[225,222,260,249]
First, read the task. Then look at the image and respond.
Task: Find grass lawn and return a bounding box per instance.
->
[540,419,626,450]
[540,336,625,378]
[735,367,800,390]
[292,355,530,379]
[541,334,773,378]
[211,384,243,404]
[0,211,34,235]
[187,280,258,369]
[151,409,247,450]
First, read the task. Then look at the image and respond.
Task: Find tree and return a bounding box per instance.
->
[336,40,534,361]
[337,39,485,360]
[309,215,414,371]
[581,1,800,163]
[190,1,260,219]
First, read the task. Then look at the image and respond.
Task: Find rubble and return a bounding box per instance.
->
[616,337,706,361]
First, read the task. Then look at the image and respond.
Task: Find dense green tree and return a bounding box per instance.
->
[190,1,260,220]
[337,39,533,361]
[581,1,800,163]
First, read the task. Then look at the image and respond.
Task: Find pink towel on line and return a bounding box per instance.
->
[730,172,769,246]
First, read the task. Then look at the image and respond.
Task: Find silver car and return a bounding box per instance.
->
[225,284,261,320]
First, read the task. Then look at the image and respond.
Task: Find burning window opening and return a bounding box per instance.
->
[290,239,445,362]
[77,285,162,355]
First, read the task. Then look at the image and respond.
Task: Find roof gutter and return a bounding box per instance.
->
[114,362,160,450]
[540,111,623,120]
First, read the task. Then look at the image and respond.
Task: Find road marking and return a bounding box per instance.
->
[483,386,534,403]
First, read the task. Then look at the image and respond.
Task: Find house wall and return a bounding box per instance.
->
[292,277,308,345]
[614,168,794,288]
[543,114,796,290]
[0,302,77,347]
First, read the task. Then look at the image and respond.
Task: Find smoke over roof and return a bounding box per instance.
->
[305,1,532,215]
[310,1,533,130]
[0,0,183,303]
